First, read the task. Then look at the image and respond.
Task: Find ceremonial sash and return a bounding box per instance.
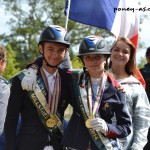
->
[72,71,120,150]
[18,71,63,136]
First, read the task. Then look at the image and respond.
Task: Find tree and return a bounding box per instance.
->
[72,56,83,69]
[3,44,20,80]
[0,0,109,70]
[138,56,146,69]
[0,0,149,71]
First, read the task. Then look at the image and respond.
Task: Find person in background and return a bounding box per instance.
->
[140,47,150,150]
[0,45,10,150]
[4,25,74,150]
[109,37,150,150]
[140,47,150,100]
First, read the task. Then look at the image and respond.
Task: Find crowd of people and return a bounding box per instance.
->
[0,24,150,150]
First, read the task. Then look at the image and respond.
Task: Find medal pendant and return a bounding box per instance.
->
[85,118,92,128]
[85,114,94,128]
[46,116,58,128]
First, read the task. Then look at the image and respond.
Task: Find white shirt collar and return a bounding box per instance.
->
[42,67,58,78]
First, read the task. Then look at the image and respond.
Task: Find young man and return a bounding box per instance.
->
[4,25,73,150]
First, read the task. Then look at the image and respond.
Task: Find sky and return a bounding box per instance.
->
[0,1,150,64]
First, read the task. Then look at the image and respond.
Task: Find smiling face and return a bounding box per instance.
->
[82,54,106,78]
[39,42,67,72]
[110,40,131,68]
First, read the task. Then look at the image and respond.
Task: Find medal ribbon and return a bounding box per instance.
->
[40,68,61,114]
[87,73,107,118]
[72,71,116,150]
[17,71,63,133]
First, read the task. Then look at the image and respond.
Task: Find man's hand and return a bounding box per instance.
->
[89,118,108,135]
[21,68,37,91]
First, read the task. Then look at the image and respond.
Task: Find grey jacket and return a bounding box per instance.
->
[0,76,10,135]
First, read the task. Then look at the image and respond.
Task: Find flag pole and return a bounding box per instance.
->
[65,0,71,30]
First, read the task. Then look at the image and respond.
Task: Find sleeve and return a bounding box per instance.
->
[4,76,24,150]
[130,84,150,150]
[26,55,43,69]
[106,90,131,139]
[58,51,72,69]
[0,80,10,135]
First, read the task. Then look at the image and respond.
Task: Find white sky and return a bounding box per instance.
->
[0,1,150,64]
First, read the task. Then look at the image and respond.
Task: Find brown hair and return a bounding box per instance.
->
[0,45,6,61]
[110,37,137,77]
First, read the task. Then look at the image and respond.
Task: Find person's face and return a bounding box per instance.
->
[83,54,106,76]
[111,40,130,67]
[39,42,67,67]
[0,56,7,75]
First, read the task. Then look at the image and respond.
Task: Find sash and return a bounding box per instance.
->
[72,71,120,150]
[18,71,63,136]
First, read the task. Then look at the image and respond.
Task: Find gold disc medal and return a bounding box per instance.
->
[46,116,58,128]
[85,118,92,128]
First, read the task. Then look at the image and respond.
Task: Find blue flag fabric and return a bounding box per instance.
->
[65,0,145,93]
[65,0,120,31]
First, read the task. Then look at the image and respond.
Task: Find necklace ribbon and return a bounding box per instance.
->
[87,73,107,119]
[40,68,61,114]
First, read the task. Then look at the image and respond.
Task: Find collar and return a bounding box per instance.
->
[42,67,58,78]
[90,77,102,85]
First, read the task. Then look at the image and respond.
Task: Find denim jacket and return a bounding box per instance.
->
[117,76,150,150]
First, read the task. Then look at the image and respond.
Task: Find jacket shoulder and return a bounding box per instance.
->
[107,73,119,87]
[9,72,24,84]
[0,76,9,85]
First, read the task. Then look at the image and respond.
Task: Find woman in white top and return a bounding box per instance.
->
[109,37,150,150]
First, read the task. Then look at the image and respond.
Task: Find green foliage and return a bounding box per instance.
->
[3,44,20,80]
[1,0,113,71]
[0,0,149,73]
[71,56,83,69]
[137,56,146,69]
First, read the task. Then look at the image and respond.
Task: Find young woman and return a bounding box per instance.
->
[61,35,131,150]
[109,37,150,150]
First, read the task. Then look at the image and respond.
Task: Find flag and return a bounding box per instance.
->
[65,0,146,87]
[65,0,138,48]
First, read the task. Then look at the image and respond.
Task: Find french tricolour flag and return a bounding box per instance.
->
[65,0,138,48]
[65,0,146,87]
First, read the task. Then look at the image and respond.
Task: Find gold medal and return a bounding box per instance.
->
[46,116,58,128]
[85,118,92,128]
